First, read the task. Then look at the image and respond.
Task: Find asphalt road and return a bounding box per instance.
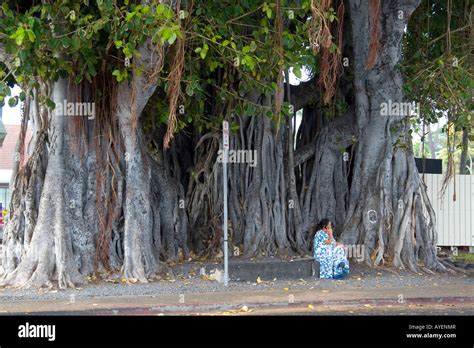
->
[199,302,474,316]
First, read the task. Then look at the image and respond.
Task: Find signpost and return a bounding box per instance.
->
[222,121,229,286]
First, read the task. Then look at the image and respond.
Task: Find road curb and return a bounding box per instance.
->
[6,295,473,315]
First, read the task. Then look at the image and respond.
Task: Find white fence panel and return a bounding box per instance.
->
[422,174,473,247]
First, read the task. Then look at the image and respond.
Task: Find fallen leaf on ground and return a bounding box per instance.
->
[322,290,329,293]
[201,275,215,281]
[256,277,263,284]
[308,304,314,309]
[283,287,289,291]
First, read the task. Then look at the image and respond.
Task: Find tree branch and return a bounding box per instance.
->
[293,110,355,167]
[286,76,319,111]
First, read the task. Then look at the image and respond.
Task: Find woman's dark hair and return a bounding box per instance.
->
[308,219,331,252]
[318,218,331,230]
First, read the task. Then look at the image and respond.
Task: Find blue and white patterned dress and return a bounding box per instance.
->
[313,230,350,279]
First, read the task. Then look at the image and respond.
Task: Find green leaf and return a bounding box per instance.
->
[186,83,194,96]
[75,74,83,84]
[156,4,164,15]
[293,65,302,79]
[168,32,177,45]
[125,11,135,22]
[243,55,255,70]
[249,41,257,52]
[46,98,56,110]
[159,27,174,43]
[11,27,25,46]
[112,69,126,82]
[199,44,209,59]
[8,96,18,108]
[123,46,133,59]
[164,9,174,20]
[26,29,36,43]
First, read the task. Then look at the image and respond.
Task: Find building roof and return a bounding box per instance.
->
[0,124,31,170]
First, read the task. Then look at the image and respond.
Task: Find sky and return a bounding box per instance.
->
[1,85,22,126]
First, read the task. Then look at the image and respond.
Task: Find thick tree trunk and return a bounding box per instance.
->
[116,83,156,282]
[1,30,187,288]
[1,79,84,288]
[340,0,444,272]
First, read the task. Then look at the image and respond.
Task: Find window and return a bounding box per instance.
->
[0,185,11,210]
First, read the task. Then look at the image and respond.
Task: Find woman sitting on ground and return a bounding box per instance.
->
[313,218,349,279]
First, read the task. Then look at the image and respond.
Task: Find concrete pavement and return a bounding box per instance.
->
[1,283,472,315]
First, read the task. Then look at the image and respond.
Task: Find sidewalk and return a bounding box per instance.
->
[1,283,473,315]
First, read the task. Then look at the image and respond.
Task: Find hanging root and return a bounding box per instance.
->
[366,0,381,69]
[310,0,345,104]
[164,0,185,148]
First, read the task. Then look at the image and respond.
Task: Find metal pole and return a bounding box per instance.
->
[223,147,229,287]
[222,120,229,287]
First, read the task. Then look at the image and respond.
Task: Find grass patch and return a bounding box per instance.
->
[452,252,474,263]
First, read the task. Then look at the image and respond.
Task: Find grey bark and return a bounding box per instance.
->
[340,0,444,272]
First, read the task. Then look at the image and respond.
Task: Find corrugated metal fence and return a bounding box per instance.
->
[422,174,474,247]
